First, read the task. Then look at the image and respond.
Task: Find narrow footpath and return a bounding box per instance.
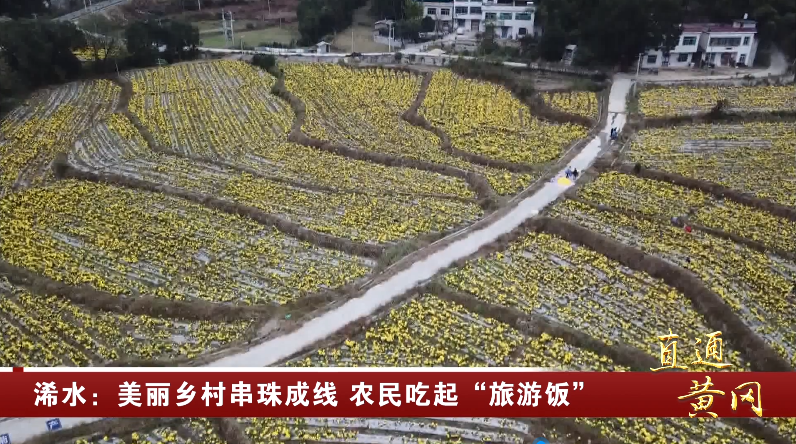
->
[2,79,632,443]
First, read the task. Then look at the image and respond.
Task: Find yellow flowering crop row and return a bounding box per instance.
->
[285,295,758,444]
[282,63,536,195]
[578,171,796,252]
[72,145,481,244]
[444,231,745,367]
[241,418,358,444]
[639,84,796,117]
[0,182,371,304]
[540,91,599,119]
[0,79,119,195]
[288,295,524,367]
[0,287,250,366]
[550,199,796,367]
[74,418,223,444]
[130,61,281,158]
[628,122,796,206]
[126,61,475,197]
[70,112,149,170]
[223,174,481,243]
[421,70,588,165]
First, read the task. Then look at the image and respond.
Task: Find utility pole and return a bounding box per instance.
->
[633,52,643,96]
[230,11,235,47]
[222,9,227,46]
[197,0,201,11]
[351,28,354,53]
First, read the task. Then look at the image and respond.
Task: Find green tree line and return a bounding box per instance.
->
[0,7,200,114]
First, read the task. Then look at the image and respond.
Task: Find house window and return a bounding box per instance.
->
[682,36,697,46]
[469,7,481,14]
[440,8,450,16]
[739,54,747,64]
[515,12,532,21]
[647,54,658,64]
[485,12,497,20]
[427,7,436,15]
[455,7,468,14]
[518,27,527,35]
[709,37,741,47]
[499,13,512,20]
[743,36,750,45]
[677,53,689,62]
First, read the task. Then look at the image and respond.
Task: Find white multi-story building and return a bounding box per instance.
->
[641,18,758,69]
[422,0,535,40]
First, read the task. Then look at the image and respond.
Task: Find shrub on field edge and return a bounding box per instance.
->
[251,54,279,77]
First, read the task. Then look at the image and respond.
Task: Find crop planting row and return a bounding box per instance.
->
[420,70,588,165]
[0,284,250,366]
[638,84,796,117]
[0,79,119,195]
[578,171,796,253]
[550,198,796,367]
[287,295,761,444]
[72,113,472,201]
[71,419,224,444]
[129,61,284,158]
[124,61,476,201]
[282,63,538,195]
[0,182,372,304]
[71,145,481,244]
[539,91,599,119]
[628,122,796,206]
[240,417,529,444]
[62,416,533,444]
[70,113,150,171]
[288,295,524,367]
[443,232,745,366]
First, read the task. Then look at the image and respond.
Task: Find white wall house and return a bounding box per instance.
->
[641,18,758,69]
[704,21,758,67]
[422,1,535,40]
[423,1,455,33]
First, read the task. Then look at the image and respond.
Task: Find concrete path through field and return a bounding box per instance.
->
[210,78,633,367]
[0,78,632,443]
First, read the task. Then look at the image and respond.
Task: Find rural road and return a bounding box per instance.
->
[54,0,129,22]
[1,78,631,443]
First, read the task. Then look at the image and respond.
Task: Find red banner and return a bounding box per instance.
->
[0,369,792,418]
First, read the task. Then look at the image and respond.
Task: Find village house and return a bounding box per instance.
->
[641,17,759,69]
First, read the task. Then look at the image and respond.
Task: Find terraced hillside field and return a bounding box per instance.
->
[628,122,796,206]
[3,57,795,444]
[0,79,120,196]
[0,182,372,304]
[285,64,590,195]
[638,83,796,117]
[539,91,600,119]
[79,62,483,243]
[0,282,251,366]
[287,295,766,444]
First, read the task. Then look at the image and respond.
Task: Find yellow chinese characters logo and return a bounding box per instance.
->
[731,382,762,417]
[678,376,724,418]
[651,330,732,371]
